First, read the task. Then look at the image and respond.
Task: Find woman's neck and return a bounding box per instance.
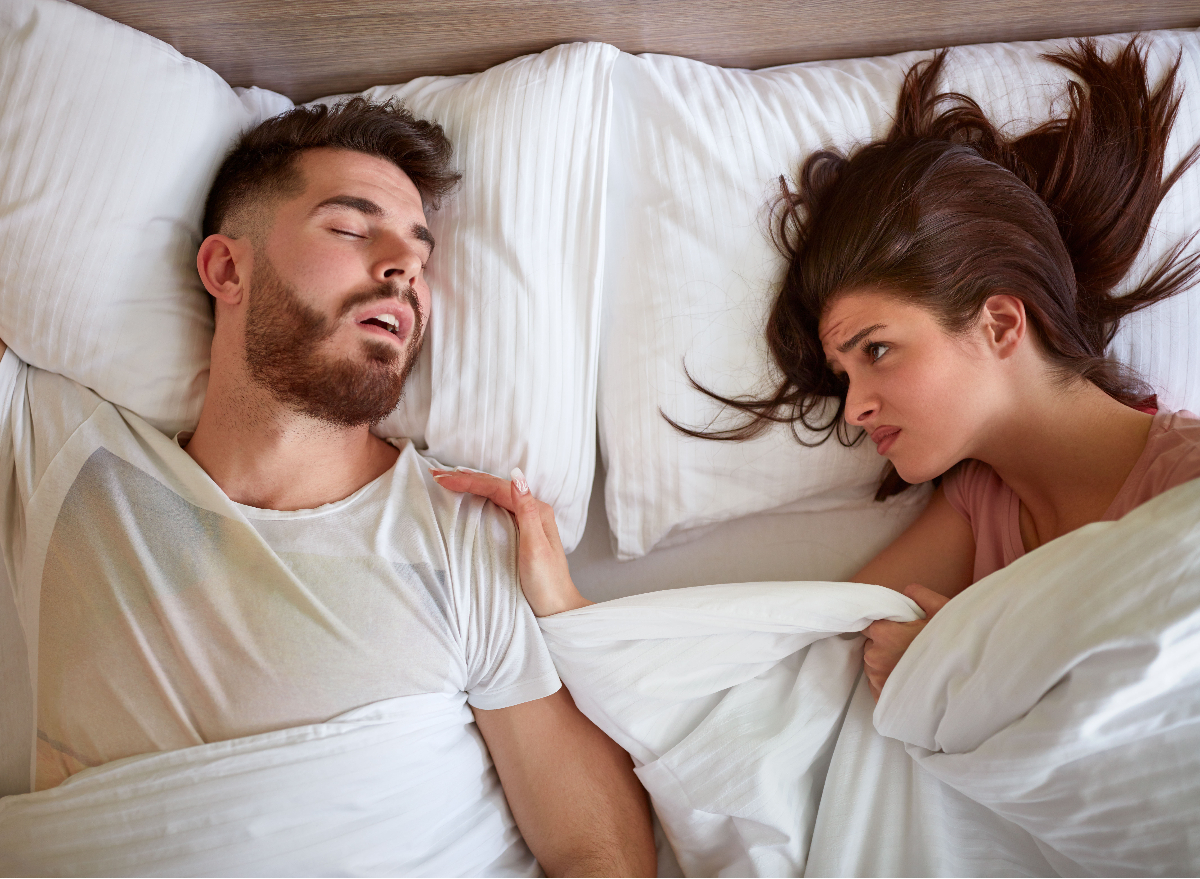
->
[973,379,1154,550]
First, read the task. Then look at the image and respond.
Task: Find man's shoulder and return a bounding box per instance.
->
[388,441,518,550]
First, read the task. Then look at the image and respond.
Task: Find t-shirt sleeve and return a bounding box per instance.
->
[0,353,26,607]
[0,351,107,508]
[457,499,562,711]
[0,350,107,580]
[0,348,24,494]
[942,459,987,525]
[1150,411,1200,487]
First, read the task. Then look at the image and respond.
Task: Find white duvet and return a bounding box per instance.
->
[3,481,1197,877]
[0,694,538,877]
[542,476,1200,877]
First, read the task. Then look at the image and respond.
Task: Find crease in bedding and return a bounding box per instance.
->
[541,476,1200,877]
[0,693,539,877]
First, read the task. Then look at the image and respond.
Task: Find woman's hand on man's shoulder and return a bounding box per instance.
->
[429,466,592,617]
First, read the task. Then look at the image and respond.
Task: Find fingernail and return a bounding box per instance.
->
[510,467,529,495]
[429,468,451,478]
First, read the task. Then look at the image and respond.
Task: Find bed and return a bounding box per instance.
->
[2,0,1200,874]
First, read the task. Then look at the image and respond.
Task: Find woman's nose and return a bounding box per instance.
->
[844,382,877,425]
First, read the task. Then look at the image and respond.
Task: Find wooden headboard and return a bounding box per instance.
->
[75,0,1200,103]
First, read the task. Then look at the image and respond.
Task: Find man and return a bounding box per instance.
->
[0,98,654,876]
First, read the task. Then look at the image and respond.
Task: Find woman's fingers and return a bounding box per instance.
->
[431,464,590,617]
[862,618,927,702]
[508,469,563,558]
[432,467,563,551]
[430,468,517,513]
[902,582,951,618]
[508,467,592,617]
[509,468,548,544]
[539,502,565,554]
[865,671,883,701]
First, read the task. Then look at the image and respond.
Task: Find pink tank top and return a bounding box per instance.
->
[944,410,1200,583]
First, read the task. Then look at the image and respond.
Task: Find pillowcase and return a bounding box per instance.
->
[0,0,615,550]
[600,29,1200,559]
[335,41,617,550]
[0,0,260,434]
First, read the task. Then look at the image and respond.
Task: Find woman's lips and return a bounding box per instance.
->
[871,426,900,455]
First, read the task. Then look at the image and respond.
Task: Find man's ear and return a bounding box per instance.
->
[197,234,252,307]
[980,293,1026,359]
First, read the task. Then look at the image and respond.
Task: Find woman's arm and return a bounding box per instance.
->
[855,484,976,697]
[852,484,975,599]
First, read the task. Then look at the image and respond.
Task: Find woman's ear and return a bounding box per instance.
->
[980,293,1027,359]
[196,234,251,307]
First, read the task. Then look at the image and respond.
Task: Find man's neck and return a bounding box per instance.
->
[184,369,400,512]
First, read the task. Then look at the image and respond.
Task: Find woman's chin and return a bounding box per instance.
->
[889,458,938,486]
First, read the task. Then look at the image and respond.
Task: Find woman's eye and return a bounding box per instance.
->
[865,342,890,362]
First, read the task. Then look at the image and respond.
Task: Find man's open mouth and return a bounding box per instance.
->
[359,314,401,335]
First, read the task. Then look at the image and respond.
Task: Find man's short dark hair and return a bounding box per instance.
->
[202,97,460,239]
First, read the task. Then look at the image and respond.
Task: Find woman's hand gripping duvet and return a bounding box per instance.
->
[430,467,593,617]
[862,583,949,700]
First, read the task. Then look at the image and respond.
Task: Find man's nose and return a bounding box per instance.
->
[375,242,424,283]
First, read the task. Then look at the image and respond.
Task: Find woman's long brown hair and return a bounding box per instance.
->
[666,38,1200,498]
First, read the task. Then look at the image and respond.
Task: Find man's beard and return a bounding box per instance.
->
[242,256,424,428]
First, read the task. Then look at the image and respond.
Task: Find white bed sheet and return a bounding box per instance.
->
[568,450,931,602]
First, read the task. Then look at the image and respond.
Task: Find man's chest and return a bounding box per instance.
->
[34,447,466,783]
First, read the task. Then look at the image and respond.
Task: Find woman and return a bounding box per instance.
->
[434,38,1200,699]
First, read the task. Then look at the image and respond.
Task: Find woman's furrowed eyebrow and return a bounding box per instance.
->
[837,323,886,354]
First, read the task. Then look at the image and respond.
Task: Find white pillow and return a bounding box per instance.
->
[600,30,1200,559]
[0,0,614,550]
[337,41,617,550]
[0,0,260,434]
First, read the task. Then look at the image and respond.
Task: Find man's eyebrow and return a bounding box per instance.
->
[837,323,886,354]
[412,223,435,254]
[311,195,385,217]
[312,197,434,253]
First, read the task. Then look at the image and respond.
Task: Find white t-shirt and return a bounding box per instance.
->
[0,350,560,795]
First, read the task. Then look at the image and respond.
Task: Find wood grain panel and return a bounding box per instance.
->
[74,0,1200,102]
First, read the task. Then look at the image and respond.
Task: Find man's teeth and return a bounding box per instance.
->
[361,313,400,334]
